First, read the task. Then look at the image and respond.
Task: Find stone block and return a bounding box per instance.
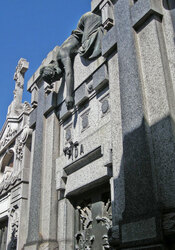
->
[65,157,110,196]
[58,102,72,121]
[64,146,102,175]
[101,26,117,57]
[74,54,106,90]
[0,195,10,219]
[131,0,163,29]
[74,83,89,106]
[93,63,109,90]
[29,109,37,128]
[122,218,157,243]
[44,91,57,116]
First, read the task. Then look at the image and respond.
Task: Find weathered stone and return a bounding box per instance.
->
[1,1,175,250]
[101,26,117,57]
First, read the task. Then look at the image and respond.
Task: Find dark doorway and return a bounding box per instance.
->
[0,219,8,250]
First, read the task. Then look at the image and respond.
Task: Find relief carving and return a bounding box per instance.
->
[16,126,32,161]
[75,233,95,250]
[8,205,19,250]
[0,171,21,194]
[75,195,113,250]
[0,125,17,150]
[77,203,93,230]
[96,198,112,250]
[75,201,94,250]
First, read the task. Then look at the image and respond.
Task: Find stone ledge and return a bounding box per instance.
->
[131,0,163,30]
[102,26,117,57]
[64,146,102,175]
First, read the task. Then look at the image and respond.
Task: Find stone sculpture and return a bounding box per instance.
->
[40,11,103,109]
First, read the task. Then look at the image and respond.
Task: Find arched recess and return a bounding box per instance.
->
[0,149,15,182]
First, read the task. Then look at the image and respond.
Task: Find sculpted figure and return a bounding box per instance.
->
[40,12,103,109]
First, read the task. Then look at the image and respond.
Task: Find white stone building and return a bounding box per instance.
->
[1,1,175,249]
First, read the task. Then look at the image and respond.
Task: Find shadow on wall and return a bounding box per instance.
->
[7,228,17,250]
[112,115,175,247]
[163,0,175,10]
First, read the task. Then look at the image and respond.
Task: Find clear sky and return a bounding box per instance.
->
[0,0,90,130]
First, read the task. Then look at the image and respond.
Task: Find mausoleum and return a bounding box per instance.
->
[0,1,175,249]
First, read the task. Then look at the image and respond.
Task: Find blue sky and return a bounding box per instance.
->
[0,0,90,129]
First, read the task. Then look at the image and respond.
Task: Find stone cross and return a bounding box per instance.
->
[13,58,29,109]
[7,58,29,117]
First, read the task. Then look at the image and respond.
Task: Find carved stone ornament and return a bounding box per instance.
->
[65,127,72,142]
[77,204,93,230]
[16,126,32,161]
[23,101,32,113]
[82,113,89,130]
[75,202,94,250]
[9,205,19,250]
[101,99,109,114]
[75,232,95,250]
[0,170,21,195]
[96,199,112,249]
[63,141,79,160]
[14,58,29,89]
[0,125,17,150]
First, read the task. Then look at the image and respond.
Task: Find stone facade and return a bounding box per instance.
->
[0,58,32,250]
[1,0,175,249]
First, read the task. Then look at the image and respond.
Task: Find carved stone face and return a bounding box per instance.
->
[40,66,56,84]
[40,65,61,84]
